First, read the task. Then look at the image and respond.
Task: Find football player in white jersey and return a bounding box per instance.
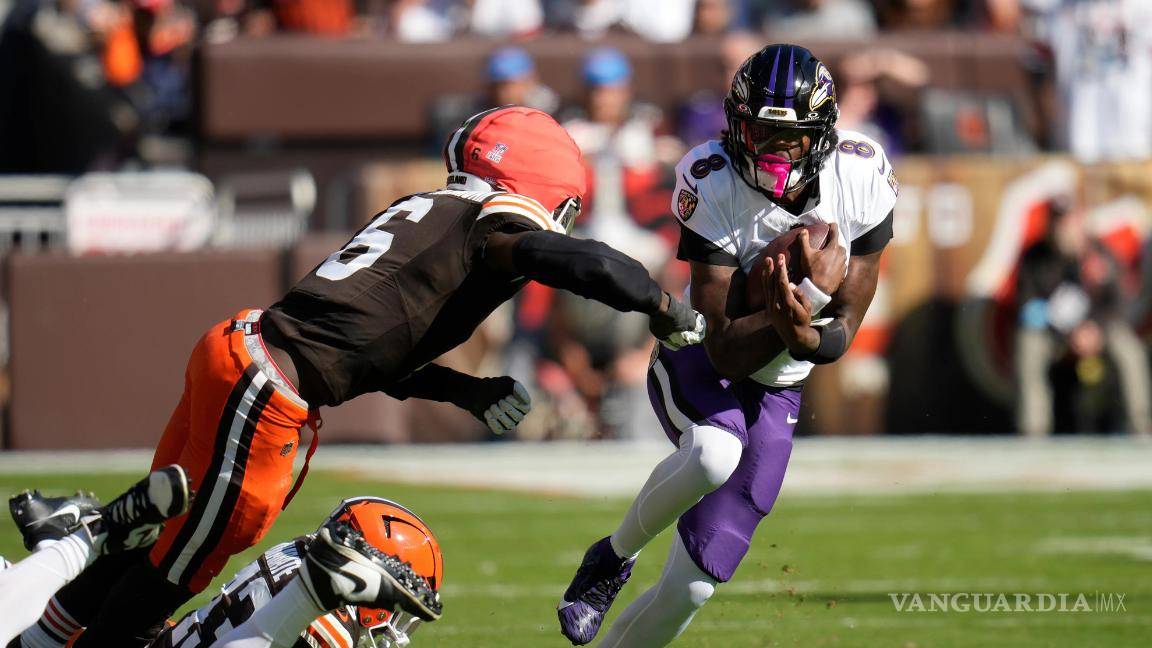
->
[558,44,898,646]
[5,494,441,648]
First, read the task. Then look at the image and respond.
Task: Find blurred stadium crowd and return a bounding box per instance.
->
[0,0,1150,445]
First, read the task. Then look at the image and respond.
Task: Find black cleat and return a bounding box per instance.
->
[558,536,636,645]
[77,464,192,555]
[9,490,101,551]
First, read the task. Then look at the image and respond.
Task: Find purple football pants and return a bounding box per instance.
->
[647,344,800,582]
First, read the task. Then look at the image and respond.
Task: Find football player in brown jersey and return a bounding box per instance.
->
[34,106,705,648]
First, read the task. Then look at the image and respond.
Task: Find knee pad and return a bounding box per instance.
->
[684,580,717,609]
[688,426,743,490]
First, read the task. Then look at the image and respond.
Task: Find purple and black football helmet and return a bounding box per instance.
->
[724,44,839,201]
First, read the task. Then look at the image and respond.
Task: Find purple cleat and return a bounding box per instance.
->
[557,536,636,645]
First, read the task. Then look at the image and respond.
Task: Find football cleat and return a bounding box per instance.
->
[324,496,443,643]
[9,489,101,551]
[300,520,443,623]
[77,464,192,555]
[558,536,636,645]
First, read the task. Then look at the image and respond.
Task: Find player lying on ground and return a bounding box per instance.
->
[40,105,705,647]
[0,466,192,645]
[558,45,898,646]
[6,493,442,648]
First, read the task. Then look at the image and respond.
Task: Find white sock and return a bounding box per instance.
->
[610,426,743,558]
[33,540,59,552]
[210,578,326,648]
[0,534,93,645]
[598,535,719,648]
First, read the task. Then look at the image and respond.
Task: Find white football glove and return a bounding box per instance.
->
[649,294,707,351]
[481,381,532,435]
[657,311,706,351]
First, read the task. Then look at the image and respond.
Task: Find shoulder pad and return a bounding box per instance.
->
[478,192,561,233]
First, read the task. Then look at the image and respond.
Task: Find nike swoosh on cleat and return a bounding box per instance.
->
[340,571,368,595]
[28,504,81,527]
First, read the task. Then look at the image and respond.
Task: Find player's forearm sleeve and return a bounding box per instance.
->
[512,231,663,314]
[384,364,477,403]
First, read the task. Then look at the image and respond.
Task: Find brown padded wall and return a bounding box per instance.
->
[8,251,282,449]
[200,34,1030,142]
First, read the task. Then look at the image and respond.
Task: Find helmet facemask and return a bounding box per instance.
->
[355,607,422,647]
[552,196,582,233]
[725,98,837,200]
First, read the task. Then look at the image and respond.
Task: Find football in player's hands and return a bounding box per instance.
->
[744,222,832,311]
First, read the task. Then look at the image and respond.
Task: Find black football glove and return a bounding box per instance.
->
[649,293,707,350]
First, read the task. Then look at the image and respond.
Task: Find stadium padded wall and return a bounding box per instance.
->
[7,250,282,449]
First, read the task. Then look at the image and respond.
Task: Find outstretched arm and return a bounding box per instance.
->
[483,230,704,349]
[385,364,531,435]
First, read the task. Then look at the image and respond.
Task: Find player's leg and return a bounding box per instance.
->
[7,491,104,648]
[0,467,191,645]
[609,426,744,559]
[612,346,748,557]
[75,312,311,647]
[598,384,800,647]
[210,521,442,648]
[559,345,746,644]
[0,534,96,644]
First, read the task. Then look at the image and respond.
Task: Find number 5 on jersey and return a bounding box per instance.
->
[317,196,434,280]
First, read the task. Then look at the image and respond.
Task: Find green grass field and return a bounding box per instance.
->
[1,471,1149,647]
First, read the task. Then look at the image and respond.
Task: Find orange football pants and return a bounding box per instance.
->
[148,309,313,593]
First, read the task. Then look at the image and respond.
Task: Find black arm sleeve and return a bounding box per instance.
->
[851,210,894,256]
[384,364,518,419]
[511,231,664,315]
[384,364,478,403]
[790,319,850,365]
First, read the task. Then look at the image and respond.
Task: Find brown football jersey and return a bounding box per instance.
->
[264,189,560,407]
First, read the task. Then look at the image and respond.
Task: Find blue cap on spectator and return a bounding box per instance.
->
[583,48,631,87]
[487,47,535,82]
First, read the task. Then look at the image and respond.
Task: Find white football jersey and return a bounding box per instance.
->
[671,130,898,387]
[156,538,359,648]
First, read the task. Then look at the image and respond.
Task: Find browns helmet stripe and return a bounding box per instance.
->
[445,106,505,174]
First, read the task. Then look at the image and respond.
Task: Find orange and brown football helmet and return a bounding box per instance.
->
[324,497,443,647]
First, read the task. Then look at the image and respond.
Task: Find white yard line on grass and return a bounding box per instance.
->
[1035,536,1152,561]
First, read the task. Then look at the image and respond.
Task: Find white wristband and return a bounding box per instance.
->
[797,277,832,315]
